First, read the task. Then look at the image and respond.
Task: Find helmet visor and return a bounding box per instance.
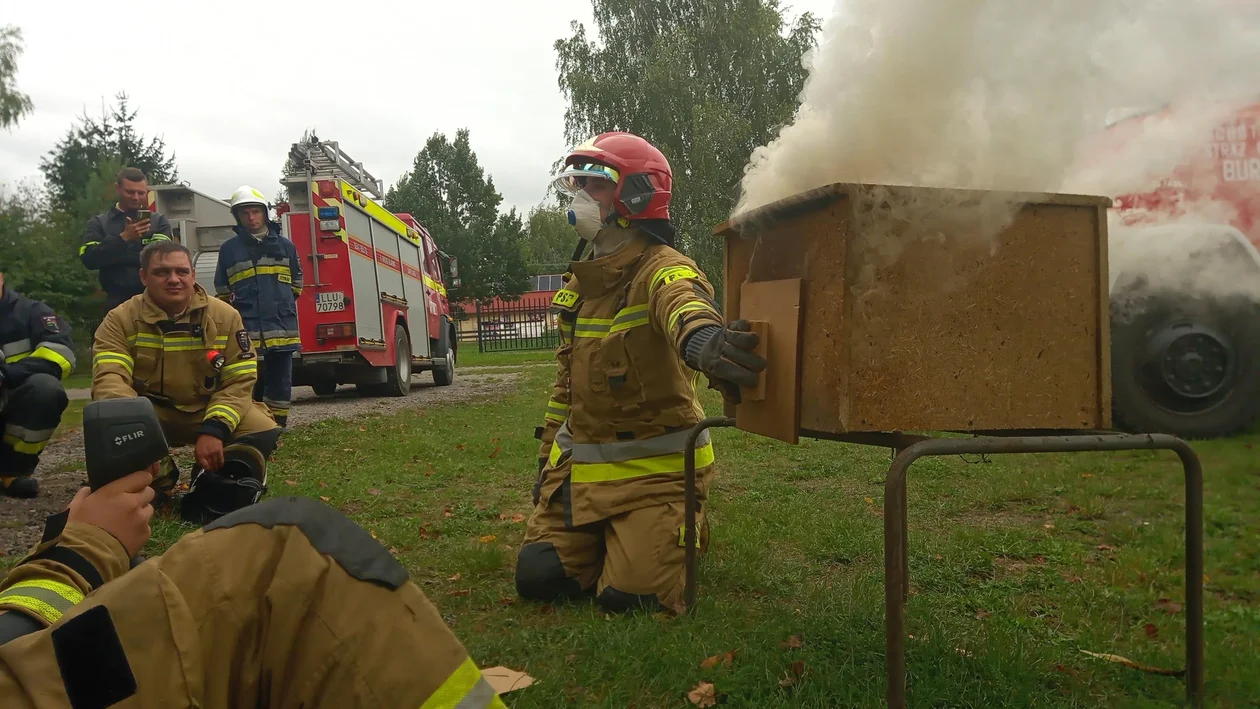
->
[553,163,620,195]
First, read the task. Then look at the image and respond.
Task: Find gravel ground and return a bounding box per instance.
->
[0,371,520,557]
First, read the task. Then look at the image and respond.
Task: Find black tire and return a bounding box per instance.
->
[311,380,337,396]
[432,322,456,387]
[381,324,412,398]
[1110,290,1260,439]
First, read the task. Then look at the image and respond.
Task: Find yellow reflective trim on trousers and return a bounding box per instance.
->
[667,301,717,333]
[3,433,48,454]
[205,404,242,428]
[419,656,505,709]
[93,351,134,374]
[650,265,700,294]
[257,336,302,348]
[678,522,702,548]
[548,440,562,466]
[30,345,73,379]
[570,442,715,483]
[0,579,84,624]
[221,360,258,380]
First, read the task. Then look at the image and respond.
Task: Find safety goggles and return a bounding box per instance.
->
[553,163,620,194]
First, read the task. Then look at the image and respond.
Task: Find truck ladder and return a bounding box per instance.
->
[286,137,385,201]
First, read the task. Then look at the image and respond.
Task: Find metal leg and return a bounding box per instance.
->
[883,434,1204,709]
[683,417,735,615]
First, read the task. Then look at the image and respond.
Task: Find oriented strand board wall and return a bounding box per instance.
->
[719,183,1111,434]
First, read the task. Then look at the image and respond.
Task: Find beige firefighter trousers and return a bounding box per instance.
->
[158,400,279,448]
[0,497,505,708]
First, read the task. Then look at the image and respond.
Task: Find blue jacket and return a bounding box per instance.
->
[214,222,303,353]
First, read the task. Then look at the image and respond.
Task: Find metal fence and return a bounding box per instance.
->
[466,296,560,353]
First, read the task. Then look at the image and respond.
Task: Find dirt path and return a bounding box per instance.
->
[0,371,520,557]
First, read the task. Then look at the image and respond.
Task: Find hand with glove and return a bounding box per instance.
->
[682,319,767,404]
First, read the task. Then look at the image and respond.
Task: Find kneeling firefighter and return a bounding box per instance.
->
[514,132,766,614]
[92,240,282,523]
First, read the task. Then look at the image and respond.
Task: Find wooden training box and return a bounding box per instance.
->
[715,183,1113,442]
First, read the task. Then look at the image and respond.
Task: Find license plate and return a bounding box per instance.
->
[315,291,346,313]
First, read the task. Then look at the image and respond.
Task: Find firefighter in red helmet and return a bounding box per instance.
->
[514,132,766,614]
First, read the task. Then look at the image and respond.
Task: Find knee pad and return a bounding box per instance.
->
[597,586,664,614]
[515,543,584,602]
[26,373,68,409]
[234,425,283,459]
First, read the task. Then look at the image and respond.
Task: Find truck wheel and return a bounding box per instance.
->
[312,380,337,396]
[432,323,456,387]
[1111,291,1260,438]
[381,324,412,398]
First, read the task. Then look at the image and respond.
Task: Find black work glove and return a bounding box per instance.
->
[682,319,766,404]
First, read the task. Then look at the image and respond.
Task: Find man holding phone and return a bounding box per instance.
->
[79,167,175,313]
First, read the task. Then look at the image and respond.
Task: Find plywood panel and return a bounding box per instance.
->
[735,279,803,443]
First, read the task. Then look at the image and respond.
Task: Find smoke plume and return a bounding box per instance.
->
[734,0,1260,295]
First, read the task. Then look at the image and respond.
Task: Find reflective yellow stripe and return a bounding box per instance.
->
[678,523,702,548]
[650,265,700,294]
[260,336,302,348]
[422,273,448,296]
[544,400,569,423]
[0,579,84,625]
[79,241,100,256]
[30,345,73,379]
[92,351,134,374]
[227,264,292,286]
[221,360,258,380]
[205,404,242,429]
[667,301,718,333]
[419,656,505,709]
[575,304,650,339]
[548,440,562,466]
[128,334,228,352]
[3,434,47,454]
[571,442,715,483]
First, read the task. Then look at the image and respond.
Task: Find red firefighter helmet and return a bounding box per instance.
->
[554,132,673,221]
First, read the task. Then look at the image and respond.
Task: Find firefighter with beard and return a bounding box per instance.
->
[514,132,766,614]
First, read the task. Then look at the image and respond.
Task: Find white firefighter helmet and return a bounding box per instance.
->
[229,185,268,213]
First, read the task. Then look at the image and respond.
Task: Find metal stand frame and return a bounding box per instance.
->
[682,417,1204,709]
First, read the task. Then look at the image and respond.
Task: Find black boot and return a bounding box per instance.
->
[0,476,39,499]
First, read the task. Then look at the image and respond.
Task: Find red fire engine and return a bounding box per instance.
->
[1072,99,1260,438]
[280,138,460,396]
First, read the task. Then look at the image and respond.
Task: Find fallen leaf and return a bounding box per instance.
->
[480,666,535,694]
[1080,649,1186,676]
[448,589,472,597]
[864,497,874,505]
[369,530,377,539]
[388,547,400,554]
[319,495,331,503]
[456,443,465,451]
[489,447,501,459]
[1043,521,1056,529]
[975,610,991,620]
[359,426,367,432]
[283,479,298,487]
[1156,598,1182,615]
[1144,623,1158,638]
[699,649,738,670]
[779,660,807,688]
[1054,663,1070,673]
[1097,543,1117,552]
[448,572,462,582]
[479,535,497,543]
[511,513,526,523]
[780,635,804,650]
[367,488,381,496]
[419,526,430,539]
[317,480,327,489]
[444,509,454,518]
[1081,473,1094,478]
[687,681,718,707]
[499,513,508,520]
[342,447,352,452]
[1059,570,1083,584]
[565,654,576,663]
[933,554,943,561]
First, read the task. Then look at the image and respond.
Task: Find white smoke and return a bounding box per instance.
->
[735,0,1260,261]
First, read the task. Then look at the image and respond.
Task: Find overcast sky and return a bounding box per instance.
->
[1,1,834,213]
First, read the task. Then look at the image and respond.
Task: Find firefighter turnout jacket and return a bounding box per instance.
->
[79,204,175,309]
[534,225,725,526]
[0,497,508,707]
[0,287,75,471]
[91,285,265,442]
[213,222,303,352]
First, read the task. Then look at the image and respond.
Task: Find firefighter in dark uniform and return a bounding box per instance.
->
[78,166,175,312]
[214,185,302,427]
[0,469,508,707]
[0,272,75,498]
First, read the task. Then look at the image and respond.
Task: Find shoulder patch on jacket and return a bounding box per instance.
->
[41,315,60,333]
[236,330,252,351]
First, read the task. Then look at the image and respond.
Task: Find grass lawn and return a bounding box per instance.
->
[118,366,1260,706]
[456,347,555,368]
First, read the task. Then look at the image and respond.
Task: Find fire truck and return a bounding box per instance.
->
[148,137,460,398]
[1073,99,1260,438]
